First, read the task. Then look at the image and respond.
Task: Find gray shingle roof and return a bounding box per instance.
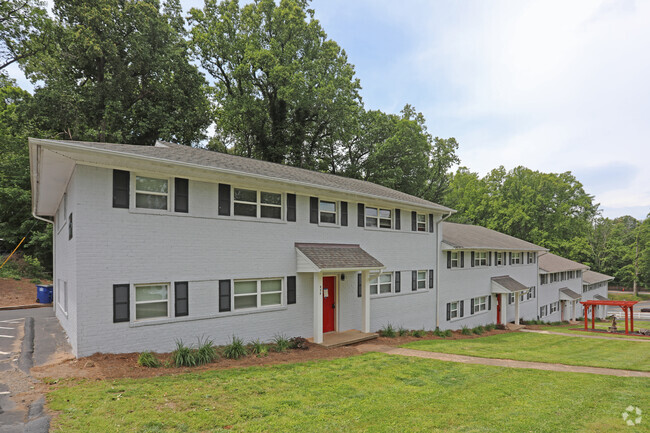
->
[559,287,582,300]
[538,252,589,273]
[491,275,529,293]
[33,138,453,212]
[295,243,384,270]
[442,222,545,251]
[582,270,614,285]
[594,294,609,301]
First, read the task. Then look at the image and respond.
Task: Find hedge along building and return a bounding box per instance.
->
[537,252,589,322]
[438,222,547,329]
[29,138,454,357]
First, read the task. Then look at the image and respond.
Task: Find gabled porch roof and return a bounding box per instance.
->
[295,243,384,273]
[559,287,582,301]
[491,275,529,294]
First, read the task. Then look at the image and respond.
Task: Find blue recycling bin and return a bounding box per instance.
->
[36,284,53,304]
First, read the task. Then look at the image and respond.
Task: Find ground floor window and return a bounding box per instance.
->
[233,278,283,310]
[370,273,392,295]
[550,301,559,314]
[135,284,170,320]
[540,305,548,317]
[473,296,488,313]
[450,301,459,319]
[508,293,515,304]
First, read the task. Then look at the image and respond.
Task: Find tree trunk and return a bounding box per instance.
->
[634,229,639,296]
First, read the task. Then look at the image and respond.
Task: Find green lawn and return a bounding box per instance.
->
[48,353,649,433]
[537,324,650,339]
[608,292,650,302]
[404,333,650,371]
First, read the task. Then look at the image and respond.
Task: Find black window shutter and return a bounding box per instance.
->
[471,251,475,267]
[357,203,365,227]
[395,209,401,230]
[488,252,492,266]
[219,280,231,312]
[309,197,319,224]
[112,170,130,208]
[447,251,451,268]
[175,282,189,317]
[446,303,451,321]
[174,178,189,213]
[341,201,348,226]
[509,252,512,265]
[218,184,231,216]
[488,295,492,310]
[460,251,465,268]
[357,273,362,297]
[411,270,417,291]
[287,276,296,304]
[460,300,464,317]
[395,271,401,293]
[411,211,417,231]
[429,269,434,289]
[68,213,73,240]
[428,214,434,233]
[470,298,475,314]
[287,194,296,222]
[113,284,129,323]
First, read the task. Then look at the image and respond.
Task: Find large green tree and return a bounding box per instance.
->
[0,0,49,71]
[190,0,361,166]
[24,0,211,145]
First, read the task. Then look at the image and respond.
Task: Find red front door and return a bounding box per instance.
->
[496,294,501,324]
[323,276,336,333]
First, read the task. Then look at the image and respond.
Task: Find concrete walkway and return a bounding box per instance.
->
[356,344,650,378]
[521,328,650,342]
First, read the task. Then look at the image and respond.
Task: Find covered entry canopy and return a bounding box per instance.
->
[490,275,529,294]
[295,243,384,272]
[559,288,581,301]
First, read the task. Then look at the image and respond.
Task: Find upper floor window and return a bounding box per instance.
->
[450,251,459,268]
[370,273,392,295]
[496,252,504,266]
[320,200,337,224]
[417,213,427,231]
[366,207,392,229]
[417,270,427,289]
[474,252,488,267]
[527,252,536,264]
[233,188,282,219]
[135,176,169,210]
[511,252,521,265]
[540,274,548,285]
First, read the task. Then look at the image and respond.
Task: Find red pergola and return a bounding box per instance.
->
[580,300,639,335]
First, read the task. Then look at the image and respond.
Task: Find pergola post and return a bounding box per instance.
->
[361,270,370,333]
[313,272,323,344]
[630,305,634,333]
[591,305,595,330]
[584,305,588,330]
[624,307,629,335]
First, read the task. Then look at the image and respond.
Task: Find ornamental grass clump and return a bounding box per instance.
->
[171,340,197,367]
[379,323,396,338]
[461,326,472,335]
[485,323,496,331]
[137,351,161,368]
[249,339,269,357]
[195,337,218,365]
[397,326,409,337]
[411,329,426,338]
[223,335,247,360]
[472,326,485,335]
[273,334,291,352]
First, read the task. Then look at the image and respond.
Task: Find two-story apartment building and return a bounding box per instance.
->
[438,222,547,329]
[537,252,589,322]
[30,138,454,357]
[582,270,614,319]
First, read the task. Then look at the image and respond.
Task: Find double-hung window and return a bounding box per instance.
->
[319,200,337,224]
[233,188,282,219]
[496,252,504,265]
[550,302,558,313]
[511,252,521,265]
[508,293,515,304]
[474,252,488,267]
[450,251,459,268]
[520,290,527,302]
[417,270,427,289]
[449,301,459,319]
[233,278,282,310]
[135,176,169,210]
[473,296,487,313]
[417,213,427,231]
[365,207,392,228]
[370,273,392,295]
[527,287,534,300]
[135,284,170,320]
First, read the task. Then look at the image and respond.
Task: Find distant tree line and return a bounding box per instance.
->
[0,0,647,292]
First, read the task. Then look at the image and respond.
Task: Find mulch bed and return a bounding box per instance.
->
[31,328,513,381]
[0,277,52,308]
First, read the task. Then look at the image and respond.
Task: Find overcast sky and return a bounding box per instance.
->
[7,0,649,219]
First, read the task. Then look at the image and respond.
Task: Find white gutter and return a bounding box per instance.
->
[32,213,54,225]
[435,211,454,329]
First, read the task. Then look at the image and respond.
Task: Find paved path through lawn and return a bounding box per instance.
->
[521,329,650,342]
[356,344,650,377]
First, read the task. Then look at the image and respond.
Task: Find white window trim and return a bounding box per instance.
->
[416,213,427,232]
[233,278,284,311]
[370,273,393,296]
[511,252,522,265]
[133,283,171,322]
[232,188,284,221]
[365,206,393,230]
[450,251,459,268]
[473,295,488,314]
[318,199,339,226]
[417,270,427,290]
[474,251,488,267]
[130,173,172,214]
[495,252,504,266]
[449,301,459,320]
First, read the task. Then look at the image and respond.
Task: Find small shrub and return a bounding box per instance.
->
[433,328,444,337]
[443,329,452,338]
[379,323,396,338]
[249,339,269,357]
[223,335,247,360]
[137,351,160,368]
[171,340,196,367]
[273,334,291,352]
[485,323,496,331]
[461,326,472,335]
[397,326,409,337]
[30,278,42,284]
[411,329,426,338]
[496,324,506,330]
[195,337,217,365]
[289,336,309,350]
[472,326,484,335]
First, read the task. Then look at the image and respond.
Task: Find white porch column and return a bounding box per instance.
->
[572,301,576,321]
[515,294,520,325]
[361,270,371,333]
[500,294,507,325]
[313,272,323,344]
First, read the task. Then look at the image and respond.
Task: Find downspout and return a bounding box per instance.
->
[435,211,453,329]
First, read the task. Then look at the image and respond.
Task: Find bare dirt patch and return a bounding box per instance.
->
[31,329,513,381]
[0,277,52,308]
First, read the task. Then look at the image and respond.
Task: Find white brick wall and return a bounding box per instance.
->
[538,274,584,322]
